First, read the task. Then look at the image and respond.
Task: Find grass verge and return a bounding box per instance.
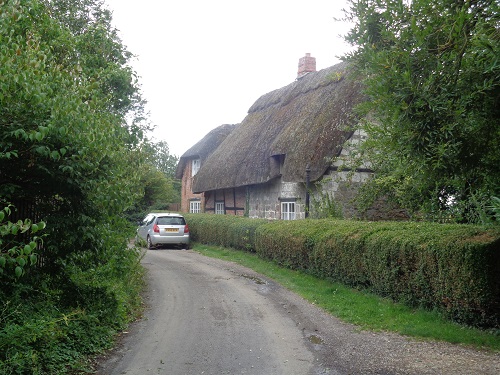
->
[193,243,500,351]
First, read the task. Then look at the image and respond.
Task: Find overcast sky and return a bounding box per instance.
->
[104,0,352,156]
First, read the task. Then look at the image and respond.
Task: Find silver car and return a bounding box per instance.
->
[136,213,190,249]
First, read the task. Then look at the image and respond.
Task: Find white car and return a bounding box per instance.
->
[136,213,190,249]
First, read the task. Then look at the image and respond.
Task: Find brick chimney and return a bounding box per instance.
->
[297,53,316,79]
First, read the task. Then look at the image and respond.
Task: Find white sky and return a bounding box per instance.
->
[104,0,353,157]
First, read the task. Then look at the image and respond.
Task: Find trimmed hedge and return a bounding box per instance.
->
[185,214,500,328]
[184,214,267,252]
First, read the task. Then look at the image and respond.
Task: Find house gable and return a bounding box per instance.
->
[176,124,236,213]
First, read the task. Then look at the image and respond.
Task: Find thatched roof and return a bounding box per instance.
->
[175,123,237,179]
[192,62,365,193]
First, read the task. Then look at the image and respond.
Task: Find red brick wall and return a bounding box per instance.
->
[180,160,204,213]
[297,53,316,78]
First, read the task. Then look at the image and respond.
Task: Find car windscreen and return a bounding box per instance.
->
[156,216,186,226]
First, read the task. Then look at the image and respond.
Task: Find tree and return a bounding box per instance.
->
[124,141,180,222]
[146,140,181,205]
[0,0,162,287]
[42,0,154,143]
[342,0,500,223]
[146,141,180,179]
[1,0,144,244]
[0,1,156,371]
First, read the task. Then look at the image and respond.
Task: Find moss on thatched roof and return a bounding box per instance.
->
[192,62,364,193]
[175,123,237,179]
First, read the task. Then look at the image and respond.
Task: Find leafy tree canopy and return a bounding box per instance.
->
[124,141,181,223]
[343,0,500,223]
[144,140,179,179]
[0,0,163,269]
[0,1,180,372]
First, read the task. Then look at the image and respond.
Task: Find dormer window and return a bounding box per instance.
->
[192,158,200,176]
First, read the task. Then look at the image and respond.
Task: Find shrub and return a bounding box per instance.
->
[188,214,500,328]
[0,218,145,374]
[184,214,267,252]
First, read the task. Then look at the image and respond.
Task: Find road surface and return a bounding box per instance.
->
[95,249,500,375]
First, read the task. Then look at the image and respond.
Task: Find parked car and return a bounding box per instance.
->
[136,213,190,249]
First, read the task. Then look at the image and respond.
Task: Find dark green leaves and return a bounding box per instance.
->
[343,0,500,223]
[0,2,153,373]
[0,204,45,278]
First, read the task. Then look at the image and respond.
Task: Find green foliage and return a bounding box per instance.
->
[309,180,344,219]
[0,217,145,374]
[255,220,327,270]
[141,168,176,208]
[144,141,179,179]
[260,220,500,328]
[342,0,500,223]
[0,204,45,279]
[184,214,267,252]
[123,140,181,224]
[188,215,500,328]
[490,197,500,222]
[1,0,150,373]
[0,0,148,216]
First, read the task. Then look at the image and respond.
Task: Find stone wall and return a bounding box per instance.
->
[310,170,371,219]
[311,170,408,221]
[248,179,306,220]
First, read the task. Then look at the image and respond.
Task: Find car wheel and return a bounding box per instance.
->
[147,235,154,250]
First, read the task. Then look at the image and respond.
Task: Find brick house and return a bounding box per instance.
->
[175,124,236,213]
[176,55,404,220]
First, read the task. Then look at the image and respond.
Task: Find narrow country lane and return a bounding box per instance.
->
[96,249,316,375]
[95,249,500,375]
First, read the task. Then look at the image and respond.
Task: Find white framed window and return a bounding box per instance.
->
[190,200,201,213]
[192,158,200,176]
[215,202,225,215]
[281,201,296,220]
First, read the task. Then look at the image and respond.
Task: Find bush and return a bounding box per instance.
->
[310,221,500,326]
[0,218,145,374]
[184,214,267,252]
[188,214,500,328]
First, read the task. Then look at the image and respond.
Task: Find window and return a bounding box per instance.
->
[192,158,200,176]
[281,201,296,220]
[190,200,201,213]
[215,202,225,215]
[142,214,155,226]
[157,216,185,225]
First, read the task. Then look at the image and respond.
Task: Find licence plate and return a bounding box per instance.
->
[165,228,178,232]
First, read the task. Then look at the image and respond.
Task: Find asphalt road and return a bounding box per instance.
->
[95,249,500,375]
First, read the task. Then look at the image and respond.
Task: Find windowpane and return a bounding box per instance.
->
[281,202,296,220]
[215,202,225,215]
[190,201,201,213]
[192,159,200,176]
[157,217,185,225]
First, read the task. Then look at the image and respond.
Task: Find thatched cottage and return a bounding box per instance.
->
[176,54,396,220]
[175,123,236,213]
